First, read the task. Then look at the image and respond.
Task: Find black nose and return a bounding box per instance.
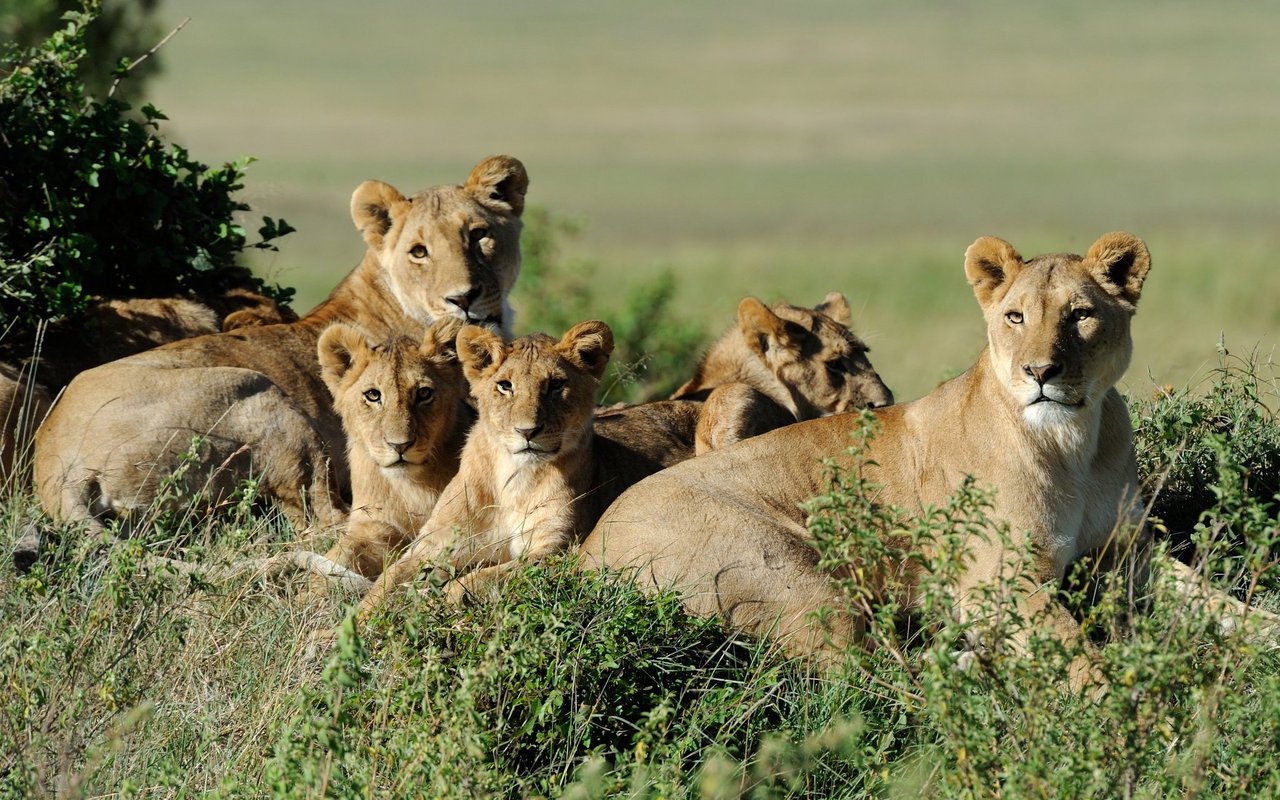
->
[1023,363,1061,385]
[386,439,412,455]
[515,424,543,442]
[445,287,482,312]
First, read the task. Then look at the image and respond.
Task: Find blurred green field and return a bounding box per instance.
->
[149,0,1280,400]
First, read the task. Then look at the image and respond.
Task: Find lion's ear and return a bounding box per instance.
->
[464,155,529,217]
[1085,232,1151,308]
[559,320,614,379]
[964,236,1024,309]
[421,317,464,363]
[456,325,508,383]
[317,323,369,391]
[739,297,806,359]
[351,180,407,251]
[814,291,851,326]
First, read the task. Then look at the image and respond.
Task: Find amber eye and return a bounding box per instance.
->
[546,378,567,395]
[409,244,429,259]
[363,389,382,403]
[1072,307,1094,321]
[1005,311,1024,325]
[496,380,513,395]
[415,386,434,404]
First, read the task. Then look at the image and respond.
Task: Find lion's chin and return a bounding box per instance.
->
[1022,399,1082,429]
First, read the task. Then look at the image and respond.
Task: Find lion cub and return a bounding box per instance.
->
[316,318,471,579]
[679,292,894,453]
[357,321,614,615]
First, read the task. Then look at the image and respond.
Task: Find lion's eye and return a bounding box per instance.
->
[1072,307,1094,321]
[496,380,513,395]
[415,386,434,404]
[363,389,382,403]
[1005,311,1024,325]
[409,244,429,259]
[546,378,566,395]
[826,359,848,376]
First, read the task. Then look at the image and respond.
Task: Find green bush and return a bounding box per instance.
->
[514,208,705,404]
[0,5,293,341]
[1131,345,1280,536]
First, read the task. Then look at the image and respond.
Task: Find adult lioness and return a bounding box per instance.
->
[315,318,472,580]
[583,232,1155,690]
[34,156,528,532]
[356,321,617,615]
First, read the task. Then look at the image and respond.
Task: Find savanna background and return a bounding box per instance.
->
[3,1,1280,797]
[150,0,1280,399]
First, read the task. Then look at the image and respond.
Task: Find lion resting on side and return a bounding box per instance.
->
[314,318,471,580]
[34,156,528,532]
[355,321,617,615]
[583,232,1160,691]
[591,292,893,467]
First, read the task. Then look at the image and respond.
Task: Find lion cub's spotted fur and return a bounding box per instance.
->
[317,318,471,579]
[357,321,614,614]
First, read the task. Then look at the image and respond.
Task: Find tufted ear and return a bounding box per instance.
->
[964,236,1024,309]
[350,180,408,251]
[1084,232,1151,308]
[739,297,806,359]
[317,323,371,392]
[421,317,464,363]
[558,320,614,379]
[464,155,529,217]
[813,291,851,326]
[456,325,508,383]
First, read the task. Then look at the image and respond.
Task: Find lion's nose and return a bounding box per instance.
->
[445,287,482,312]
[386,439,412,455]
[1023,363,1061,385]
[515,424,543,442]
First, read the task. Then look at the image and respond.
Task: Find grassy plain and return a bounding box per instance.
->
[147,0,1280,399]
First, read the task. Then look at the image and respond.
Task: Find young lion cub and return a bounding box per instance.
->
[677,292,894,453]
[356,320,615,615]
[316,318,472,579]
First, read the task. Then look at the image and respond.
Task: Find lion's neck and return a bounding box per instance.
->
[675,333,797,415]
[299,252,426,340]
[970,351,1104,472]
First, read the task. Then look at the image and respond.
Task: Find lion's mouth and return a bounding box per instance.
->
[1029,394,1084,409]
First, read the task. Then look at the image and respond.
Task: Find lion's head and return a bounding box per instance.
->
[964,231,1150,431]
[350,155,528,334]
[739,292,894,418]
[318,318,469,470]
[457,321,614,464]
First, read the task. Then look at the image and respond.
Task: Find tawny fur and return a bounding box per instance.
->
[316,318,472,580]
[33,156,528,533]
[357,321,615,615]
[593,292,893,464]
[583,232,1158,692]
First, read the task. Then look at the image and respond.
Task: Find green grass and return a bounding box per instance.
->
[145,0,1280,399]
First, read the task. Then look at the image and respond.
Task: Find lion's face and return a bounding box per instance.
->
[350,156,528,334]
[964,232,1150,429]
[740,292,894,419]
[319,318,468,470]
[457,321,614,464]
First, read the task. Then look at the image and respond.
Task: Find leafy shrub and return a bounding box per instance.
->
[1131,345,1280,536]
[0,6,293,342]
[514,209,705,403]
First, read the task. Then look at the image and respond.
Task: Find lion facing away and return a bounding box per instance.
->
[34,156,528,533]
[355,321,616,615]
[583,232,1160,691]
[314,318,472,580]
